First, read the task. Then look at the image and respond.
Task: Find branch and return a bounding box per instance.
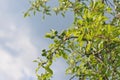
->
[69,75,76,80]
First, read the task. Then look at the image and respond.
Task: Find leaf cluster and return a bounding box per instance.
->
[26,0,120,80]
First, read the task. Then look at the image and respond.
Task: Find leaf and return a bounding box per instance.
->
[45,33,54,39]
[42,52,46,56]
[62,52,68,59]
[61,12,65,17]
[33,60,38,62]
[35,63,42,73]
[24,12,30,17]
[45,33,51,38]
[98,40,104,49]
[86,41,91,53]
[107,25,111,34]
[42,49,47,56]
[44,66,53,75]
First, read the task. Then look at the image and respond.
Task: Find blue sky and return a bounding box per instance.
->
[0,0,74,80]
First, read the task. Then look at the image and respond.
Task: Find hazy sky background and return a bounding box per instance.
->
[0,0,74,80]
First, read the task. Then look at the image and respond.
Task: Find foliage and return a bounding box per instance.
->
[25,0,120,80]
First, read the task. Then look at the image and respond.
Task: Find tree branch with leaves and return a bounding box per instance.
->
[25,0,120,80]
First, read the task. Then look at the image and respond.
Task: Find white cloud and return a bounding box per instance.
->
[0,48,30,80]
[0,0,43,79]
[0,9,38,80]
[0,23,38,80]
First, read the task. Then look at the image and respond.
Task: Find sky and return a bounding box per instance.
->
[0,0,74,80]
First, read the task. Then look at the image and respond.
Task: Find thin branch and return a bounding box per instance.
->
[69,75,76,80]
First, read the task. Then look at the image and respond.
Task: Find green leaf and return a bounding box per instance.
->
[33,60,38,62]
[62,52,68,59]
[86,41,91,53]
[24,12,30,17]
[44,66,53,75]
[98,40,104,49]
